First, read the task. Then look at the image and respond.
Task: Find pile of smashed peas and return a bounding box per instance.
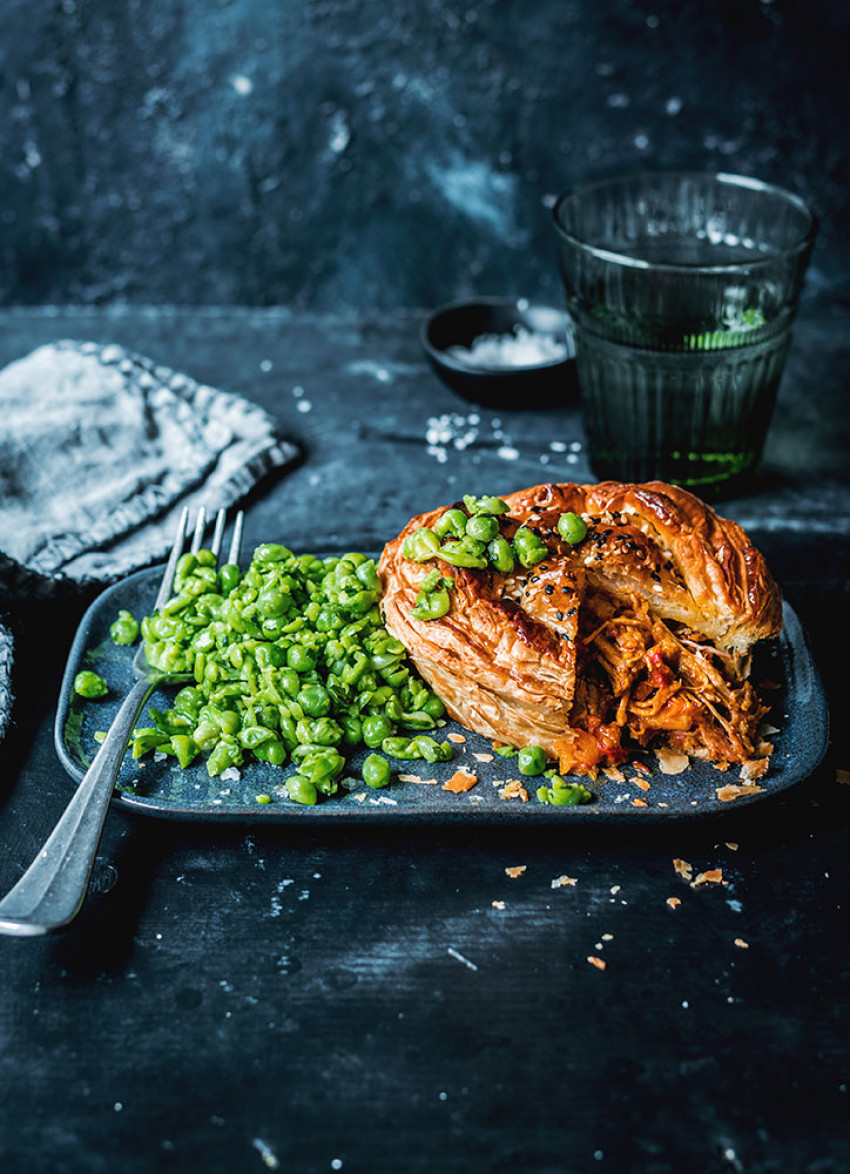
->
[132,543,455,804]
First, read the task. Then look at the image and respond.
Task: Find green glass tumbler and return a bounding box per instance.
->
[552,172,817,488]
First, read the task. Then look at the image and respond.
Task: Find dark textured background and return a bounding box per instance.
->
[1,0,847,309]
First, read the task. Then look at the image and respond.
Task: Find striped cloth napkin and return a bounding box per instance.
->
[0,339,300,737]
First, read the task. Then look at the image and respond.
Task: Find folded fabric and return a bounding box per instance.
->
[0,339,299,603]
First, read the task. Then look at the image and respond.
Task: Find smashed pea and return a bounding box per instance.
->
[129,544,453,799]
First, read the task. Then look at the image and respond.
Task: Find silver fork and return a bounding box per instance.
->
[0,506,244,937]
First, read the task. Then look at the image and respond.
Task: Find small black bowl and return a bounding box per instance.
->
[420,297,578,409]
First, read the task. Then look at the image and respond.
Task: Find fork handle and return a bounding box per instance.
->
[0,677,156,936]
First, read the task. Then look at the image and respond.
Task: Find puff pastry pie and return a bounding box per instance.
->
[379,481,782,776]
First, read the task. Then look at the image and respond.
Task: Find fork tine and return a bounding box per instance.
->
[152,506,189,613]
[190,506,207,555]
[227,511,244,566]
[210,508,227,561]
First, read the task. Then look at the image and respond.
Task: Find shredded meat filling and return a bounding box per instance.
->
[553,588,768,777]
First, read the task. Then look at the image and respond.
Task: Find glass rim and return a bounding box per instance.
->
[552,170,818,272]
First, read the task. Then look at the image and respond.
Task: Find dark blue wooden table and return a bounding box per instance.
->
[1,306,848,1173]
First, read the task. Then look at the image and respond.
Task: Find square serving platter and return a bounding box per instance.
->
[55,564,829,825]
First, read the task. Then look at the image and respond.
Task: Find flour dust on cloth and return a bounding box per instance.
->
[0,340,299,735]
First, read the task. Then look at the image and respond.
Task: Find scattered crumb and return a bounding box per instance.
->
[447,733,467,744]
[351,792,367,802]
[759,722,780,736]
[499,780,529,802]
[716,782,764,802]
[610,885,621,895]
[740,758,769,781]
[601,933,613,942]
[491,900,506,910]
[757,678,782,690]
[219,766,242,783]
[633,777,651,792]
[691,868,725,887]
[667,897,682,910]
[673,858,694,881]
[734,938,749,949]
[443,769,479,794]
[658,802,669,808]
[603,766,626,783]
[473,753,494,763]
[655,748,689,775]
[632,798,648,807]
[505,865,526,879]
[399,773,438,785]
[755,740,774,757]
[369,796,398,806]
[632,761,651,775]
[836,768,850,786]
[725,842,739,851]
[551,875,578,889]
[447,947,478,971]
[587,956,607,971]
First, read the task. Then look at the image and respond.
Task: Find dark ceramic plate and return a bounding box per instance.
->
[55,565,828,824]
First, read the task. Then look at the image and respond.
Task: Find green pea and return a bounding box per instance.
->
[255,793,273,805]
[170,734,198,769]
[218,564,241,594]
[340,714,363,744]
[422,694,445,719]
[518,745,548,776]
[254,740,287,766]
[411,735,453,763]
[254,543,292,564]
[286,775,318,805]
[512,527,548,568]
[74,670,108,699]
[433,508,468,539]
[465,514,499,543]
[381,736,421,760]
[437,543,487,569]
[402,528,441,562]
[487,536,515,574]
[462,494,509,516]
[362,753,391,788]
[557,512,588,545]
[362,714,393,747]
[109,609,139,646]
[297,684,331,717]
[207,738,242,777]
[287,645,316,673]
[409,588,450,621]
[538,781,593,806]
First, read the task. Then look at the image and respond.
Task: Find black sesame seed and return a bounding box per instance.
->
[544,585,554,595]
[556,611,564,620]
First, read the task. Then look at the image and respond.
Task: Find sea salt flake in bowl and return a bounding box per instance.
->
[421,297,578,408]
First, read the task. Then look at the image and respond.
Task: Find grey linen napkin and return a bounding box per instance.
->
[0,339,299,735]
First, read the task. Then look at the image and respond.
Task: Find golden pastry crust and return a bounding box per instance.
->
[378,481,782,771]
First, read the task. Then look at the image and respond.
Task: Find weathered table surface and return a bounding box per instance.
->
[1,306,848,1173]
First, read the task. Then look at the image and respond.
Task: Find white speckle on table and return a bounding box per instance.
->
[447,947,478,971]
[230,74,253,96]
[497,445,519,461]
[550,440,567,452]
[665,95,683,116]
[259,359,273,372]
[251,1138,280,1169]
[296,400,312,413]
[114,1102,123,1112]
[331,1162,343,1171]
[219,767,241,782]
[292,385,304,397]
